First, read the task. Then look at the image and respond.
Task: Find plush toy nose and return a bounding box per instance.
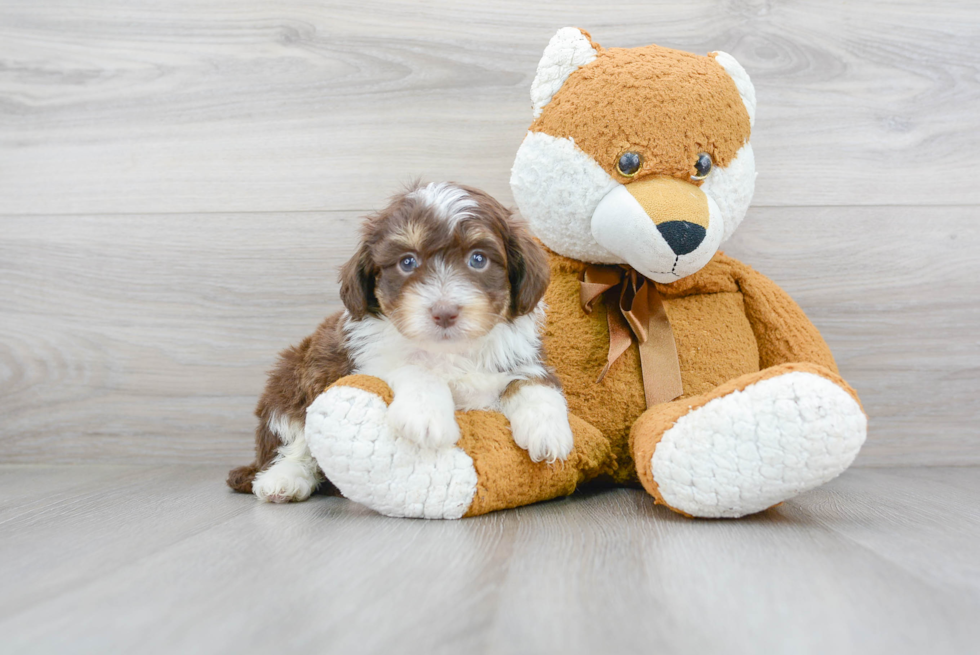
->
[656,221,706,255]
[431,303,460,328]
[626,177,710,255]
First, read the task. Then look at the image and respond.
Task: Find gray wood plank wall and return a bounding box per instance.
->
[2,1,978,466]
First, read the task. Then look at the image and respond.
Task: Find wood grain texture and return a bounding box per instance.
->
[0,0,978,214]
[0,212,360,465]
[0,465,978,655]
[2,206,977,466]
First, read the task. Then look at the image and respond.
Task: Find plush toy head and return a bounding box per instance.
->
[510,28,757,282]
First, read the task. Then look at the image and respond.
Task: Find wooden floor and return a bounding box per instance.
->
[1,465,978,655]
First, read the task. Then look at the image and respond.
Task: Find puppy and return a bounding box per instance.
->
[227,182,574,503]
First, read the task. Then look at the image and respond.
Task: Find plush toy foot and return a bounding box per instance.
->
[632,364,867,518]
[305,375,611,519]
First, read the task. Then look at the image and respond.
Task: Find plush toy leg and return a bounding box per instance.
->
[305,375,611,519]
[631,363,867,518]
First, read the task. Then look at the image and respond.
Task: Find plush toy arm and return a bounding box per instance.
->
[305,375,612,518]
[737,266,839,373]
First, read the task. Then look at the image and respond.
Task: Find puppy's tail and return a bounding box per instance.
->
[226,463,261,493]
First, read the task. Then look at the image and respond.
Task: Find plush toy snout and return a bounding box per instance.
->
[624,177,710,255]
[591,177,724,282]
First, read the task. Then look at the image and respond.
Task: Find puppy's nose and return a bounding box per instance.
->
[656,221,706,256]
[430,303,460,329]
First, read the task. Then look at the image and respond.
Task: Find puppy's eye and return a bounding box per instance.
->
[468,251,488,270]
[616,151,643,178]
[692,152,713,181]
[398,255,419,273]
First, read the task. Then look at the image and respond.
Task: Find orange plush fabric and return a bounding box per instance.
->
[531,43,751,183]
[460,412,611,517]
[540,249,844,486]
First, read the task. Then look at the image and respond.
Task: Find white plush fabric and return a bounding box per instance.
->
[510,131,620,263]
[711,51,756,127]
[305,385,478,519]
[701,143,757,243]
[530,27,598,119]
[651,372,867,518]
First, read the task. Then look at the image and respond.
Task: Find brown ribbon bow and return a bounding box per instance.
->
[580,265,684,408]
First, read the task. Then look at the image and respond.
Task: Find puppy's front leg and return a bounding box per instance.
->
[386,365,460,449]
[501,379,574,463]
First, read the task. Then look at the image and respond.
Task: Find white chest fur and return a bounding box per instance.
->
[343,306,547,411]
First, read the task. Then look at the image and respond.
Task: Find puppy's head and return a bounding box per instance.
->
[340,182,549,343]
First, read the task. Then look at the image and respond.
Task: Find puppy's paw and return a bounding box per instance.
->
[513,414,574,464]
[252,459,317,503]
[387,396,460,449]
[504,385,574,463]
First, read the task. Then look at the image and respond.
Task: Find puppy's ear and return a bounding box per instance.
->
[339,243,379,320]
[506,221,550,317]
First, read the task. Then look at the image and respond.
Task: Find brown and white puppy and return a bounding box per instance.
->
[227,182,573,503]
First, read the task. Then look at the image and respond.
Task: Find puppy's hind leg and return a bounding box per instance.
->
[251,415,323,504]
[227,419,281,494]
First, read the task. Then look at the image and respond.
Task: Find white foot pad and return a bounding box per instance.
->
[652,372,867,518]
[305,385,478,519]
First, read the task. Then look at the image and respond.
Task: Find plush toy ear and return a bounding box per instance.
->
[338,243,380,320]
[530,27,599,119]
[711,51,757,127]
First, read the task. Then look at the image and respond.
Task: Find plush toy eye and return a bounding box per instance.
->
[692,152,713,181]
[616,151,643,178]
[398,254,420,273]
[468,251,488,270]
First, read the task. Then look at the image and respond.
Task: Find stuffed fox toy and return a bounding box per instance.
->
[303,28,867,519]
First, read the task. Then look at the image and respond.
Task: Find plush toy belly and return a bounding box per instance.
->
[543,252,760,483]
